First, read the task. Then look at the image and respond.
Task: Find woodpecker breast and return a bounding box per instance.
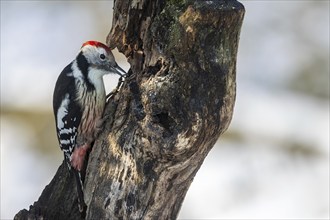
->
[71,57,106,145]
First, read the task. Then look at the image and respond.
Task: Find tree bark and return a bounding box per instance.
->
[15,0,244,219]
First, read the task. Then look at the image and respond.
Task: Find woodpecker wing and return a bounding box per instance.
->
[53,64,82,161]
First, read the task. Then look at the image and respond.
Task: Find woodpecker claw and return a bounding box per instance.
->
[106,75,125,100]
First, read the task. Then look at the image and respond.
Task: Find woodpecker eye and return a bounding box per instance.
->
[100,54,106,60]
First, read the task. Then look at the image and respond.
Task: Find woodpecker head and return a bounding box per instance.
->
[80,41,126,77]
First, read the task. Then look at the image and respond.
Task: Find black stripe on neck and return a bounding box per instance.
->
[76,52,94,91]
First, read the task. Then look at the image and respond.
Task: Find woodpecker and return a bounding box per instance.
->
[53,41,125,212]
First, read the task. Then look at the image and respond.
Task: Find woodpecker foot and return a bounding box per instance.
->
[106,75,125,100]
[106,90,116,100]
[71,144,89,171]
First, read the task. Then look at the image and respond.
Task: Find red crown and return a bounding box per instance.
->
[81,41,110,52]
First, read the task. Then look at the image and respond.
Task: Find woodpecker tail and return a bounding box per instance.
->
[73,169,87,214]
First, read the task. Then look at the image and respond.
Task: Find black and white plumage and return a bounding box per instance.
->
[53,41,125,212]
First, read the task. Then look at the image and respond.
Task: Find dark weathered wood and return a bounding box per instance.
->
[15,0,244,219]
[14,163,84,220]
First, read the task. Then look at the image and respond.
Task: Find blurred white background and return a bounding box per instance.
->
[1,1,329,219]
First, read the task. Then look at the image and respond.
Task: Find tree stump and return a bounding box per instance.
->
[14,0,245,219]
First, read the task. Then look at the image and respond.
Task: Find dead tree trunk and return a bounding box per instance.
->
[15,0,244,219]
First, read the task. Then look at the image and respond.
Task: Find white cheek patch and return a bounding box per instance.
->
[88,69,107,88]
[57,94,70,129]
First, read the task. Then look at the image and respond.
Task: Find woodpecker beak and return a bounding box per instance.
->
[111,63,126,77]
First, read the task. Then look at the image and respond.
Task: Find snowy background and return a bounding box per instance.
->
[1,1,329,219]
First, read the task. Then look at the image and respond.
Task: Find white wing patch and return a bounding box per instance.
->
[56,93,79,162]
[57,93,70,129]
